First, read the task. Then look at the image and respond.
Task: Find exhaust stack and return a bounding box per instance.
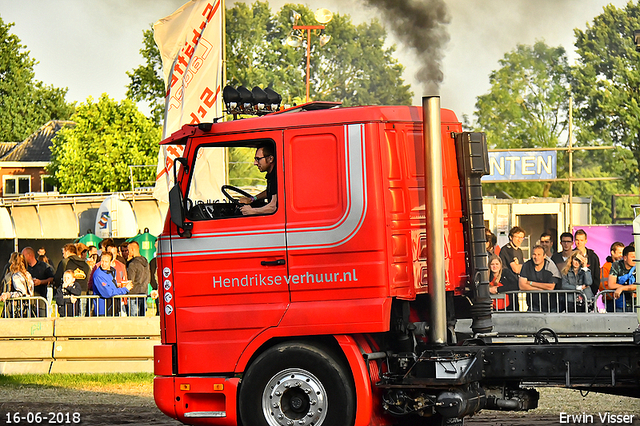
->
[422,96,447,345]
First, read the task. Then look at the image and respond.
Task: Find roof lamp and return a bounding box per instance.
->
[286,33,302,48]
[319,33,331,47]
[314,8,333,24]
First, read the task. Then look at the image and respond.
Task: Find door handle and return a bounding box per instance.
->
[261,259,286,266]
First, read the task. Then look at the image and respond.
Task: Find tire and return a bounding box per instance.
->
[238,341,356,426]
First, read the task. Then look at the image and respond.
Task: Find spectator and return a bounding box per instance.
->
[149,243,159,316]
[91,252,133,316]
[126,242,150,317]
[539,232,553,259]
[76,243,89,260]
[499,226,526,276]
[54,244,91,317]
[486,229,499,255]
[22,247,54,317]
[99,238,115,257]
[119,242,130,265]
[107,243,128,285]
[87,247,126,316]
[0,253,36,317]
[38,254,51,267]
[519,245,561,312]
[86,253,98,271]
[607,244,636,312]
[560,250,593,312]
[600,242,625,294]
[37,247,51,266]
[551,232,573,272]
[89,243,128,292]
[87,245,98,258]
[55,270,82,317]
[488,254,518,310]
[573,229,601,296]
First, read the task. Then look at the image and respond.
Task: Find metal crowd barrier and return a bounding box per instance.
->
[492,289,592,313]
[593,289,638,314]
[492,289,638,314]
[0,296,49,318]
[0,295,153,319]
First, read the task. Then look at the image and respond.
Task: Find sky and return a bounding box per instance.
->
[0,0,632,122]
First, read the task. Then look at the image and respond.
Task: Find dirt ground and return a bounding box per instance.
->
[0,385,638,425]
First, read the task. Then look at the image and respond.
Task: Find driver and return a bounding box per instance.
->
[239,143,277,215]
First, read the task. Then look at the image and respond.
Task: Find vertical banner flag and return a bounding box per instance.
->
[153,0,224,203]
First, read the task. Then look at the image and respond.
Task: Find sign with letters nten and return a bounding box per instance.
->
[481,150,557,182]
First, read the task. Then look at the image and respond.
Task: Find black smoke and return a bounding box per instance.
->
[363,0,450,93]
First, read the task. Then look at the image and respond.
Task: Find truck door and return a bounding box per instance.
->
[169,133,288,375]
[283,124,387,311]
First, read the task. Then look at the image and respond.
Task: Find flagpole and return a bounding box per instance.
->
[222,0,226,89]
[221,0,228,186]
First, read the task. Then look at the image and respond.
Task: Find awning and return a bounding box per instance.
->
[10,205,79,239]
[0,208,15,239]
[130,200,166,236]
[1,192,167,240]
[38,205,79,238]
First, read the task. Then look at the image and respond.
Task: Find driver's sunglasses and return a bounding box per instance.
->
[254,156,265,161]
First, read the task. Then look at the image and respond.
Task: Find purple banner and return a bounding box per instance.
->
[572,225,634,264]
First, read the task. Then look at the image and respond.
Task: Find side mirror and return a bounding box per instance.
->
[169,157,192,238]
[173,157,189,182]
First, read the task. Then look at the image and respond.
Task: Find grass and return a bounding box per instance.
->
[0,373,154,396]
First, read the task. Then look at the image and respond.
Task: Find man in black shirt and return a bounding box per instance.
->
[22,247,54,317]
[499,226,526,276]
[240,143,277,215]
[551,232,573,272]
[519,245,562,312]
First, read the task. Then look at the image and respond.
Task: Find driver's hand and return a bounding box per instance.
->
[241,205,255,215]
[238,196,252,205]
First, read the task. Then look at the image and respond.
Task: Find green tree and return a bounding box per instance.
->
[126,27,165,126]
[474,41,571,150]
[572,2,640,187]
[472,39,635,223]
[473,41,572,199]
[569,148,638,223]
[127,1,412,117]
[48,94,160,193]
[0,16,74,142]
[227,2,412,106]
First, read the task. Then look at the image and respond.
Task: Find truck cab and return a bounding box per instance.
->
[153,97,640,426]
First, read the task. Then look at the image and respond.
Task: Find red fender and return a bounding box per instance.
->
[335,334,392,426]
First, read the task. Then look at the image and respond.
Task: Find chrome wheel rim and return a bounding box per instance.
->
[261,368,328,426]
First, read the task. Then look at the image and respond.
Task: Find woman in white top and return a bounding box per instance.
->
[1,252,35,317]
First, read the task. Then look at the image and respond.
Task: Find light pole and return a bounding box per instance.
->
[286,9,332,103]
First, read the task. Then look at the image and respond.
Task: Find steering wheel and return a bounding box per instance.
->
[221,185,254,205]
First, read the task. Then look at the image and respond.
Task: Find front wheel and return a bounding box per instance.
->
[238,341,356,426]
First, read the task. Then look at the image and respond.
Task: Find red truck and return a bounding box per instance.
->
[153,93,640,426]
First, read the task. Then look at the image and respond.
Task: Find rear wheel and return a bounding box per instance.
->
[238,341,356,426]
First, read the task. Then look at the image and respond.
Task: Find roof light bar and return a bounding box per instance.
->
[222,85,282,117]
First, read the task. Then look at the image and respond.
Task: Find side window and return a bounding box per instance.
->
[288,131,344,221]
[3,175,31,197]
[186,143,276,220]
